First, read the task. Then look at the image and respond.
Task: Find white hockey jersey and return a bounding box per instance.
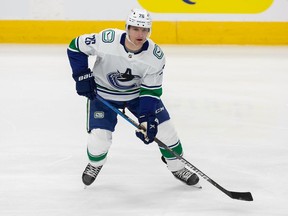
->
[68,29,165,102]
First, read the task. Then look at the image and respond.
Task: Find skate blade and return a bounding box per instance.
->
[192,183,202,189]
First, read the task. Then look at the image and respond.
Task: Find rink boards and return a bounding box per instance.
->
[0,20,288,45]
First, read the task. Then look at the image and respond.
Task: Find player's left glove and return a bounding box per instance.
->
[136,114,159,144]
[72,68,96,100]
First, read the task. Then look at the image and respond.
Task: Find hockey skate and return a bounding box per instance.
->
[172,167,200,186]
[161,156,200,187]
[82,163,103,186]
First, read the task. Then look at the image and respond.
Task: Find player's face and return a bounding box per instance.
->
[128,26,150,47]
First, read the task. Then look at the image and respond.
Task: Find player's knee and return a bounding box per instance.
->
[157,120,178,145]
[87,128,112,154]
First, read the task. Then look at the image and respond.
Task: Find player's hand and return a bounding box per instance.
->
[136,115,159,144]
[73,69,96,100]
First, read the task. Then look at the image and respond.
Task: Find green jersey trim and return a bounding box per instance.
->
[139,86,162,99]
[68,38,80,52]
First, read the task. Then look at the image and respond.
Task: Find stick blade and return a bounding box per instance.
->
[230,191,253,201]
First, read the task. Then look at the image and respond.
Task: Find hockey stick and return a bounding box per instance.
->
[96,95,253,201]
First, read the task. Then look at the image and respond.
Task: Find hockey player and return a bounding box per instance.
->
[67,8,199,187]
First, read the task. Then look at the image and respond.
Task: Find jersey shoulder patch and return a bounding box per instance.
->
[153,44,164,59]
[101,29,116,43]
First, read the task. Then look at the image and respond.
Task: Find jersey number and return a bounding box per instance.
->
[85,35,96,45]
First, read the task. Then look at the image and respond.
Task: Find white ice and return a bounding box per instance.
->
[0,44,288,216]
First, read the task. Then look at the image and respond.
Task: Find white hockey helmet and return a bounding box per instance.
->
[126,8,152,31]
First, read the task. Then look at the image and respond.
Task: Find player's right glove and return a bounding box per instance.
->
[72,68,96,100]
[136,114,159,144]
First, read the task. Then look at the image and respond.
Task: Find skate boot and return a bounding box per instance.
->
[82,163,103,186]
[172,167,199,186]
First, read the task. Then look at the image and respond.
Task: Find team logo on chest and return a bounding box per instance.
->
[107,68,141,90]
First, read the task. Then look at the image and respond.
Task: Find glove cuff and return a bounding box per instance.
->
[138,113,153,124]
[72,68,93,82]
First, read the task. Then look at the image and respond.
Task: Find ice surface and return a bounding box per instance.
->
[0,44,288,215]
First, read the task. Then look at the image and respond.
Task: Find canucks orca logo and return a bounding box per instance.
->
[107,68,141,90]
[183,0,196,4]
